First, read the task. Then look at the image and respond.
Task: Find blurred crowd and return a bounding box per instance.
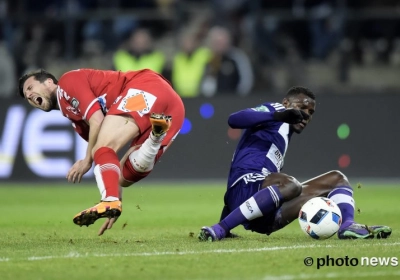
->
[1,0,400,99]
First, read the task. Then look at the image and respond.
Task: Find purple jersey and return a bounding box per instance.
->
[227,102,294,188]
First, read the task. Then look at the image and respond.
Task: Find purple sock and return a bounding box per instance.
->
[213,186,282,239]
[327,186,355,229]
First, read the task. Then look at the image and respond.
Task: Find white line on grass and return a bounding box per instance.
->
[264,271,400,280]
[1,242,399,262]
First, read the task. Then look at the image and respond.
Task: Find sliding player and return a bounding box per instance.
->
[198,86,392,241]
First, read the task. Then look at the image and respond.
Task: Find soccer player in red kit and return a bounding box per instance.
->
[19,68,185,235]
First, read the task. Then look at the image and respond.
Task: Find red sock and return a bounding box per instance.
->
[93,147,120,199]
[122,158,151,183]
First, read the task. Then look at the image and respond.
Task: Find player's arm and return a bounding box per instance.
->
[67,110,104,183]
[228,108,276,129]
[60,70,104,183]
[228,107,309,129]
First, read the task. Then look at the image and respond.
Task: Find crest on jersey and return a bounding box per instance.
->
[118,88,157,117]
[71,98,79,109]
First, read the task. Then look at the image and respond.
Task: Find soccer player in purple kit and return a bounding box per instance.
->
[198,86,392,241]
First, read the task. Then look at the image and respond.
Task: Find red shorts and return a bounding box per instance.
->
[107,70,185,150]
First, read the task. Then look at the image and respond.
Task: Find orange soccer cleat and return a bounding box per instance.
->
[73,200,122,227]
[150,113,172,137]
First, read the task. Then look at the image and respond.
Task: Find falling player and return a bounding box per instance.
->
[19,68,185,235]
[198,86,392,241]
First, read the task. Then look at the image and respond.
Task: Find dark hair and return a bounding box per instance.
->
[18,69,58,98]
[286,86,315,100]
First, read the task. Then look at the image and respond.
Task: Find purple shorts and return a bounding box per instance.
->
[224,176,283,234]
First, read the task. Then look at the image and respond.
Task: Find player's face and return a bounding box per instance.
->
[283,93,316,134]
[23,76,57,112]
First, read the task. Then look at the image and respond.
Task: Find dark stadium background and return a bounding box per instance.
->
[0,0,399,182]
[1,94,399,181]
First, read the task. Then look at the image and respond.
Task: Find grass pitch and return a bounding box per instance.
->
[0,182,399,280]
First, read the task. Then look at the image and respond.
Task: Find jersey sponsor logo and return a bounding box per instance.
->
[274,149,283,163]
[118,88,157,116]
[266,143,284,171]
[251,105,270,112]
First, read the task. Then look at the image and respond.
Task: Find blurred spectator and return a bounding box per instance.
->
[293,0,346,60]
[19,24,47,74]
[0,40,16,98]
[80,1,138,51]
[112,28,166,73]
[5,0,400,94]
[389,38,400,66]
[201,26,253,97]
[171,30,211,97]
[81,0,174,52]
[211,0,251,44]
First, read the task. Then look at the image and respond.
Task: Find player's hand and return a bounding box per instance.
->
[273,109,309,124]
[67,159,92,183]
[98,217,118,236]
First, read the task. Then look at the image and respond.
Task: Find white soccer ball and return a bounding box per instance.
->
[298,197,342,240]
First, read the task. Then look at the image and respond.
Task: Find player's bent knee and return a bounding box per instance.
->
[289,177,303,198]
[326,170,350,187]
[281,176,302,201]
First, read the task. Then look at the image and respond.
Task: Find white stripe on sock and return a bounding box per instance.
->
[94,165,106,200]
[268,186,280,207]
[329,193,355,209]
[239,197,263,220]
[99,163,120,173]
[328,187,353,197]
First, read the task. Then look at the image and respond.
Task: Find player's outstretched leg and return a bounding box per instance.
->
[73,200,122,226]
[73,115,140,228]
[199,173,302,242]
[327,183,392,239]
[73,146,123,227]
[277,171,392,239]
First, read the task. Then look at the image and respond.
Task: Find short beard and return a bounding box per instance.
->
[44,93,58,111]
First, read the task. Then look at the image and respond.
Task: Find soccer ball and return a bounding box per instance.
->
[298,197,342,240]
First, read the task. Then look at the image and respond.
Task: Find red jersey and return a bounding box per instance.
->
[57,69,142,122]
[56,68,175,141]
